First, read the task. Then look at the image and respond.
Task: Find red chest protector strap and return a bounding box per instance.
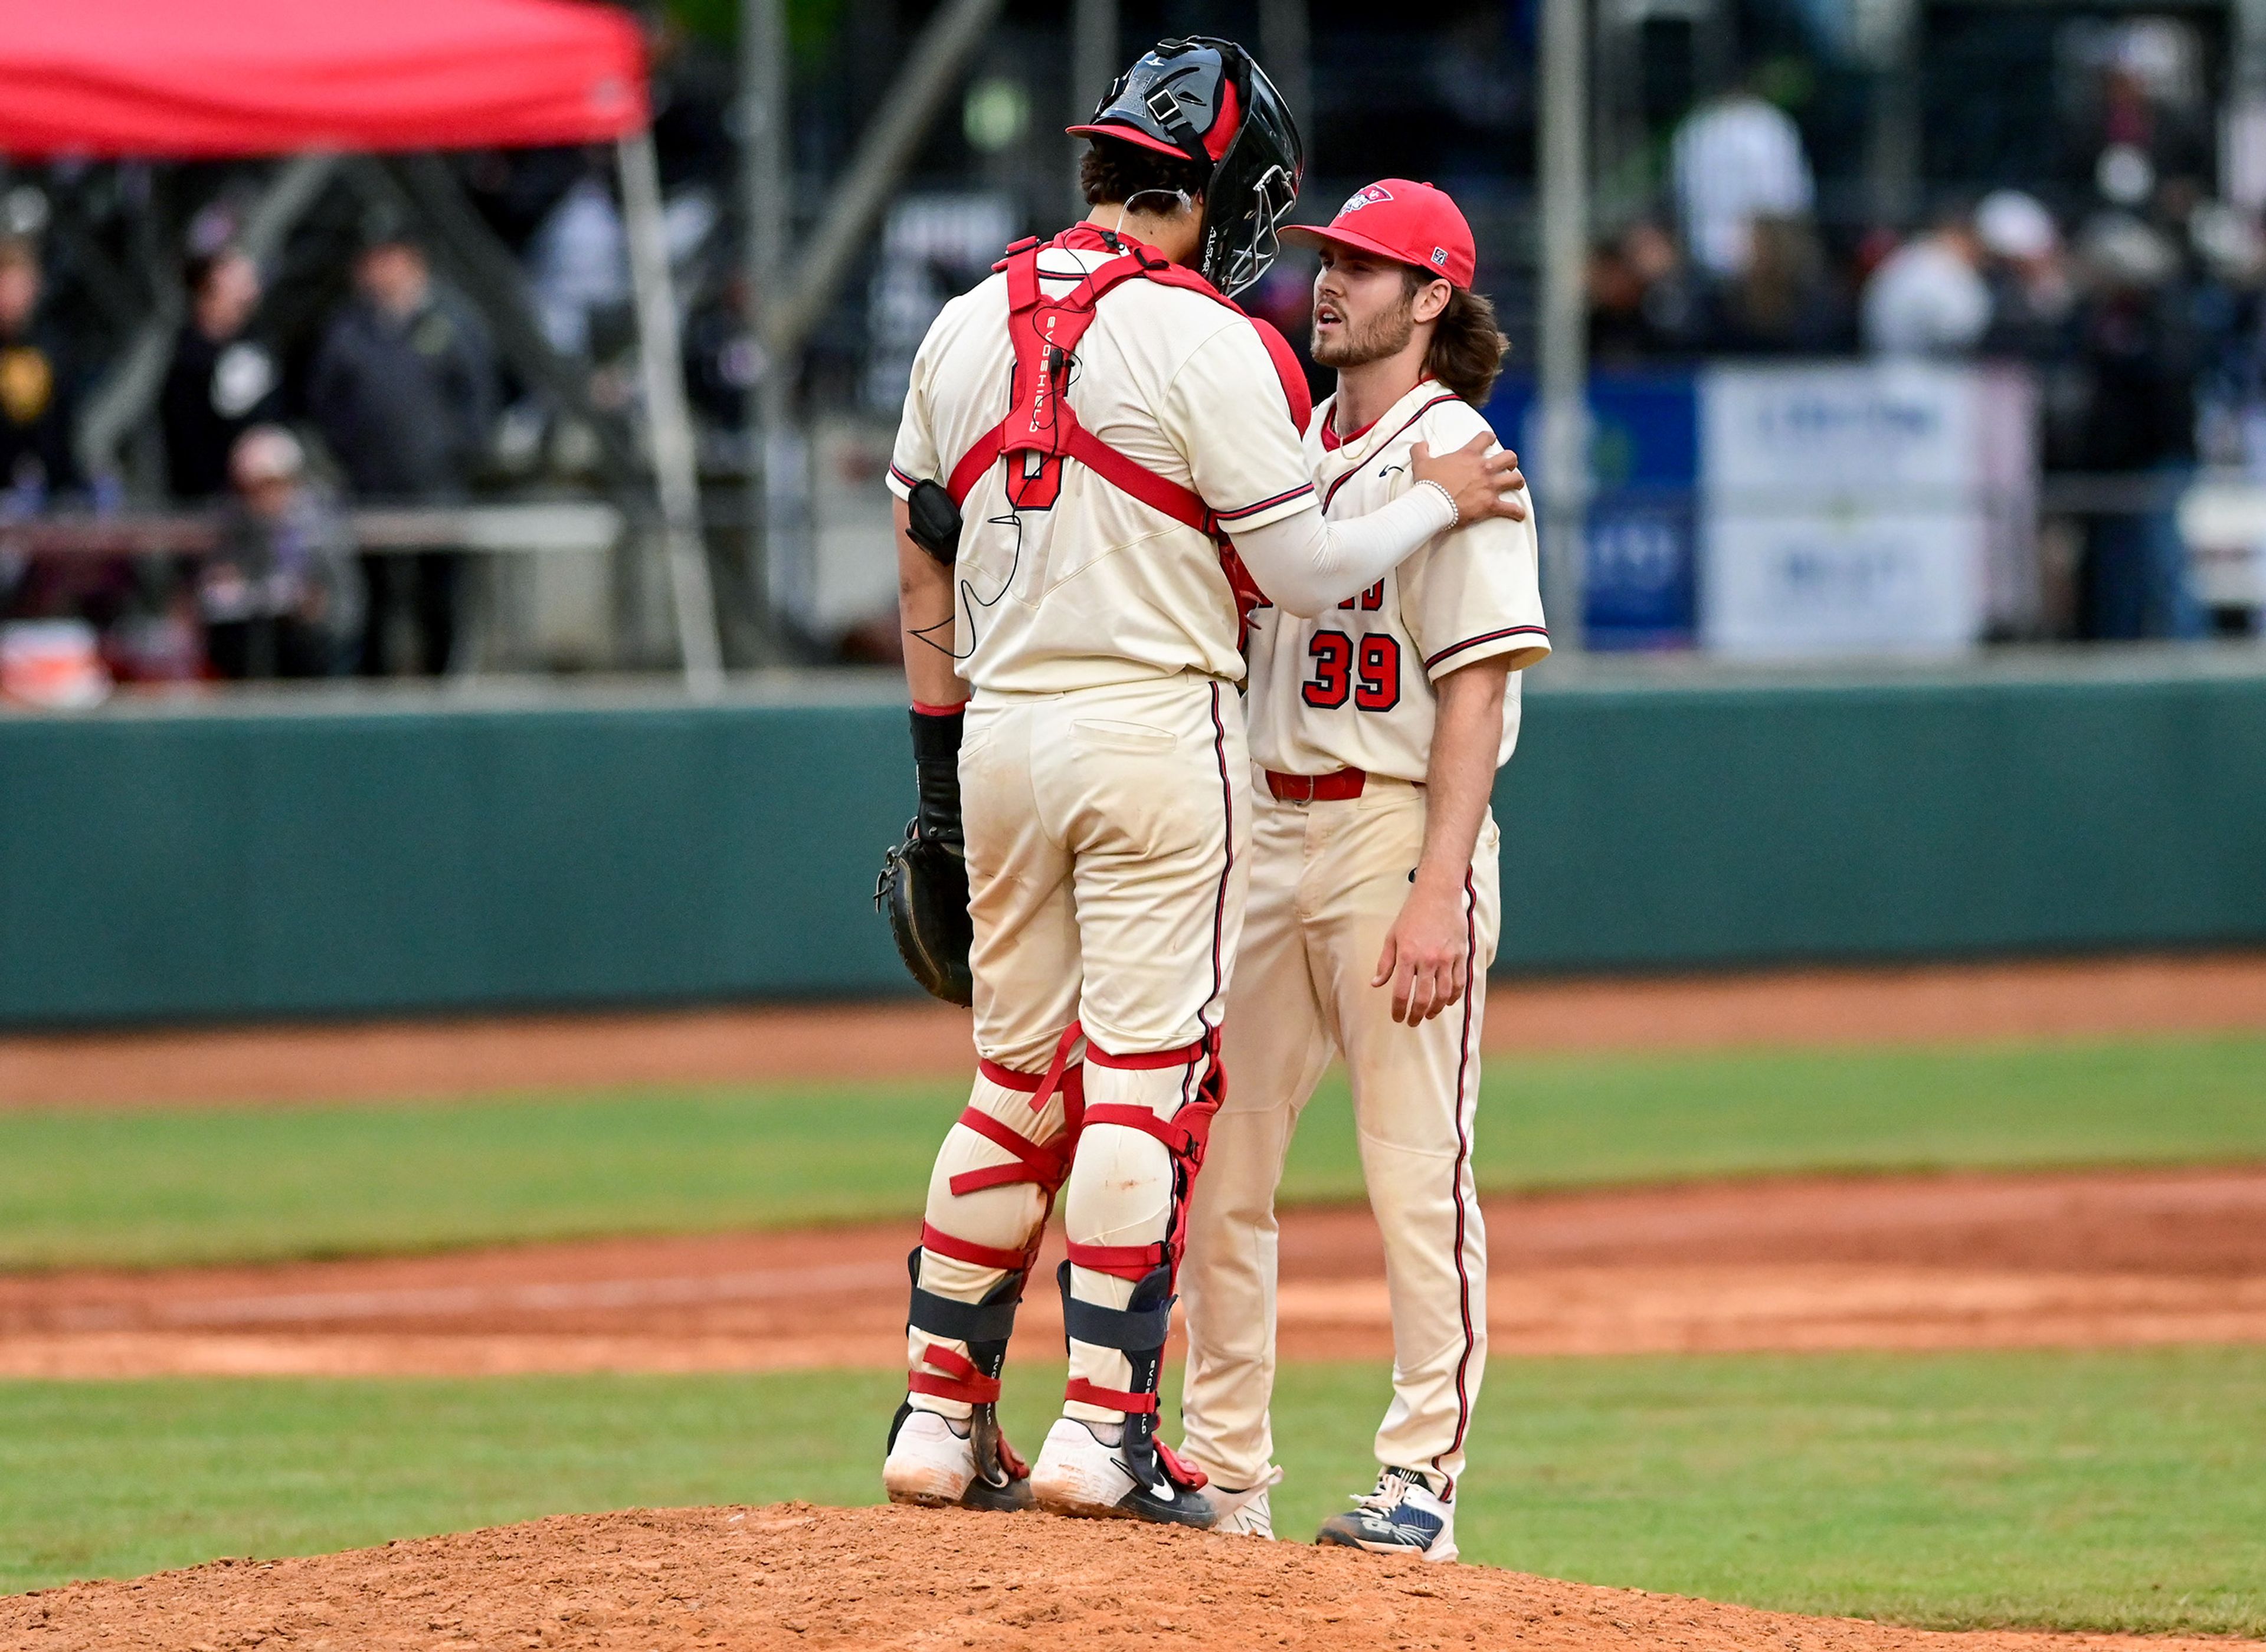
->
[944,227,1309,543]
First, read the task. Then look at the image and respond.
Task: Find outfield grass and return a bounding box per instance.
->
[5,1034,2264,1270]
[3,1349,2260,1635]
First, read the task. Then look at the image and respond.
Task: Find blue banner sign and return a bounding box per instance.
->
[1486,372,1700,650]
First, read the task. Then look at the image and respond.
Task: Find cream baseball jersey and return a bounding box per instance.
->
[888,242,1317,696]
[1243,381,1550,781]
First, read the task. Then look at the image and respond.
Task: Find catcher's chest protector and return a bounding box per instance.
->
[943,225,1310,549]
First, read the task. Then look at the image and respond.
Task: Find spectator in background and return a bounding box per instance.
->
[309,230,496,675]
[1861,206,1992,356]
[2071,212,2205,638]
[1671,78,1816,282]
[199,426,363,680]
[1976,190,2077,361]
[160,249,281,501]
[1589,220,1702,362]
[683,270,762,430]
[1705,215,1848,353]
[526,160,630,359]
[0,235,78,505]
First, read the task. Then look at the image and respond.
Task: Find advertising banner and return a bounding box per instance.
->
[1698,362,2025,656]
[1488,372,1700,650]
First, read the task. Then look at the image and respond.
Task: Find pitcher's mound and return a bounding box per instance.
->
[1,1503,2244,1651]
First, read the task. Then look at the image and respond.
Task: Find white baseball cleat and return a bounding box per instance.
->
[1315,1467,1458,1563]
[1202,1464,1285,1538]
[883,1405,1033,1513]
[1029,1417,1218,1528]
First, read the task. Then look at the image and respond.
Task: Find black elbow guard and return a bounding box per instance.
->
[906,480,962,566]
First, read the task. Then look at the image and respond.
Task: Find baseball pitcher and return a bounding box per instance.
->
[878,47,1528,1529]
[1177,181,1549,1559]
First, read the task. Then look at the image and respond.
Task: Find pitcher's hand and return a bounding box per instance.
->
[1373,880,1471,1026]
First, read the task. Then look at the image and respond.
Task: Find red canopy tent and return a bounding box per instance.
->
[0,0,721,686]
[0,0,646,157]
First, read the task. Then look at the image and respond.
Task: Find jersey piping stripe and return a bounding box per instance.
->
[1423,624,1551,670]
[1213,482,1315,525]
[1197,680,1235,1112]
[1319,393,1463,513]
[888,461,922,491]
[1432,866,1481,1499]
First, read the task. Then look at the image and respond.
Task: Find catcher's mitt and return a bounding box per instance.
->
[876,817,974,1006]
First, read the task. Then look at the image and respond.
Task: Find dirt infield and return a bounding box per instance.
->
[5,1503,2249,1651]
[4,953,2264,1110]
[6,1166,2261,1378]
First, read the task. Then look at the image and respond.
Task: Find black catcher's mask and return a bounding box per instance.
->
[1069,35,1304,297]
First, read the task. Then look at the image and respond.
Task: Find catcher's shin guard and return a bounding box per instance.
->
[1031,1263,1214,1526]
[887,1251,1032,1511]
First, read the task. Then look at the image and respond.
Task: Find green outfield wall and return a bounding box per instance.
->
[2,657,2261,1027]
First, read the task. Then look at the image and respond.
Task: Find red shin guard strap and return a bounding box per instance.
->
[995,1432,1032,1481]
[1156,1438,1210,1490]
[1027,1022,1086,1117]
[947,1107,1071,1197]
[1064,1238,1168,1280]
[921,1222,1029,1273]
[909,1342,1000,1405]
[1064,1378,1158,1415]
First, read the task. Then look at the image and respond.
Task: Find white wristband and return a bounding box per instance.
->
[1416,477,1459,529]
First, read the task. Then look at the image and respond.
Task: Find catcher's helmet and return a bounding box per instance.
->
[1069,36,1304,297]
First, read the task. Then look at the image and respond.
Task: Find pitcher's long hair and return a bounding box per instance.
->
[1407,270,1509,407]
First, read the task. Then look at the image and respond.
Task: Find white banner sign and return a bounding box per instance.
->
[1700,362,2019,656]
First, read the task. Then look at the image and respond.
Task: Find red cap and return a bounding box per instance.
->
[1279,179,1476,289]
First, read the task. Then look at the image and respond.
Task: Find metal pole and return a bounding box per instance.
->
[762,0,1010,361]
[743,0,1000,639]
[1864,0,1921,227]
[1538,0,1590,651]
[1070,0,1119,218]
[1258,0,1314,153]
[2235,0,2266,208]
[744,0,791,659]
[619,129,726,696]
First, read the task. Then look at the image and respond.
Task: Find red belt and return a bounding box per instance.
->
[1265,768,1367,802]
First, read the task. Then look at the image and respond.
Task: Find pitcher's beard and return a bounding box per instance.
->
[1311,300,1416,369]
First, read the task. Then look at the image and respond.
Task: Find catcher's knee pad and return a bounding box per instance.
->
[919,1051,1084,1301]
[1068,1030,1226,1284]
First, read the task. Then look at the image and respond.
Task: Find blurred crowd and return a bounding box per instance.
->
[0,222,504,683]
[0,14,747,691]
[2,6,2261,681]
[1583,48,2266,638]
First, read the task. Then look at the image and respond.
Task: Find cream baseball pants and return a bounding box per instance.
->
[905,674,1253,1424]
[1178,777,1500,1494]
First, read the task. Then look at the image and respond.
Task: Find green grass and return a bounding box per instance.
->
[5,1033,2265,1270]
[5,1349,2262,1634]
